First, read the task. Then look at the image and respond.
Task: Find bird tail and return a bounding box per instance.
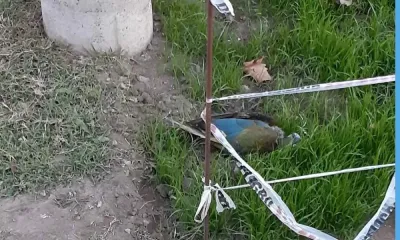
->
[164,118,221,146]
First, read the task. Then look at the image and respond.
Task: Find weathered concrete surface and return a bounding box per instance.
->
[41,0,153,56]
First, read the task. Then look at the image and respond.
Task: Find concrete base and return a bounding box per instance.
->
[40,0,153,56]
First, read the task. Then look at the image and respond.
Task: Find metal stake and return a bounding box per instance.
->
[204,0,214,239]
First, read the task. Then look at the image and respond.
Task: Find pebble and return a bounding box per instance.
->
[133,82,147,93]
[120,82,128,89]
[143,219,150,225]
[139,92,153,104]
[156,184,171,198]
[147,44,156,51]
[130,88,139,96]
[240,85,251,93]
[153,14,161,21]
[128,97,138,103]
[123,160,132,166]
[124,228,131,234]
[138,75,150,83]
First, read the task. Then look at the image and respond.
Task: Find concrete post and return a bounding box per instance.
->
[40,0,153,56]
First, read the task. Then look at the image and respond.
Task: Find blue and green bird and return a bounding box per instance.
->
[170,112,301,154]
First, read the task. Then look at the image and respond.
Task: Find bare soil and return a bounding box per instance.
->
[372,213,395,240]
[0,10,195,239]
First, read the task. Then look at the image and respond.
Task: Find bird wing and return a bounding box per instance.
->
[234,126,279,153]
[185,111,277,131]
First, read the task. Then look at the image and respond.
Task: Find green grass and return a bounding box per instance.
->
[144,0,395,239]
[0,0,112,196]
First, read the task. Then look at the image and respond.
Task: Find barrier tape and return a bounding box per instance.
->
[194,162,395,235]
[195,74,395,239]
[194,178,236,223]
[210,0,235,16]
[212,75,395,102]
[197,108,337,240]
[220,163,395,191]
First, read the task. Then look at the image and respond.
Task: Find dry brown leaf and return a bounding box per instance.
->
[243,56,272,83]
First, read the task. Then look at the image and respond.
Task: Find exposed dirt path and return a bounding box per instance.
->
[0,7,195,239]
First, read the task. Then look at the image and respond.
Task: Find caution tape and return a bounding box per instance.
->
[197,108,338,240]
[210,0,235,16]
[194,178,236,223]
[220,163,395,191]
[212,75,395,102]
[195,74,395,239]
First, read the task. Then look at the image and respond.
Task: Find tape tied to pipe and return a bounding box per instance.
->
[194,178,236,223]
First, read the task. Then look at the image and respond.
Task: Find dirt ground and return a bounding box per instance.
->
[0,9,195,239]
[372,213,395,240]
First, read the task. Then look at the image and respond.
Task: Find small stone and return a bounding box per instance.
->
[124,228,131,234]
[138,75,150,83]
[143,219,150,225]
[123,160,132,166]
[156,184,171,198]
[132,82,147,93]
[40,190,46,197]
[96,201,102,208]
[162,96,171,104]
[140,92,153,104]
[112,140,118,146]
[153,14,161,21]
[147,44,156,51]
[240,85,251,93]
[128,97,138,103]
[119,76,128,82]
[158,102,168,112]
[120,82,128,89]
[131,208,138,216]
[154,22,161,32]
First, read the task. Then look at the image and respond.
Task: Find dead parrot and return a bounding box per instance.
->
[168,112,301,154]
